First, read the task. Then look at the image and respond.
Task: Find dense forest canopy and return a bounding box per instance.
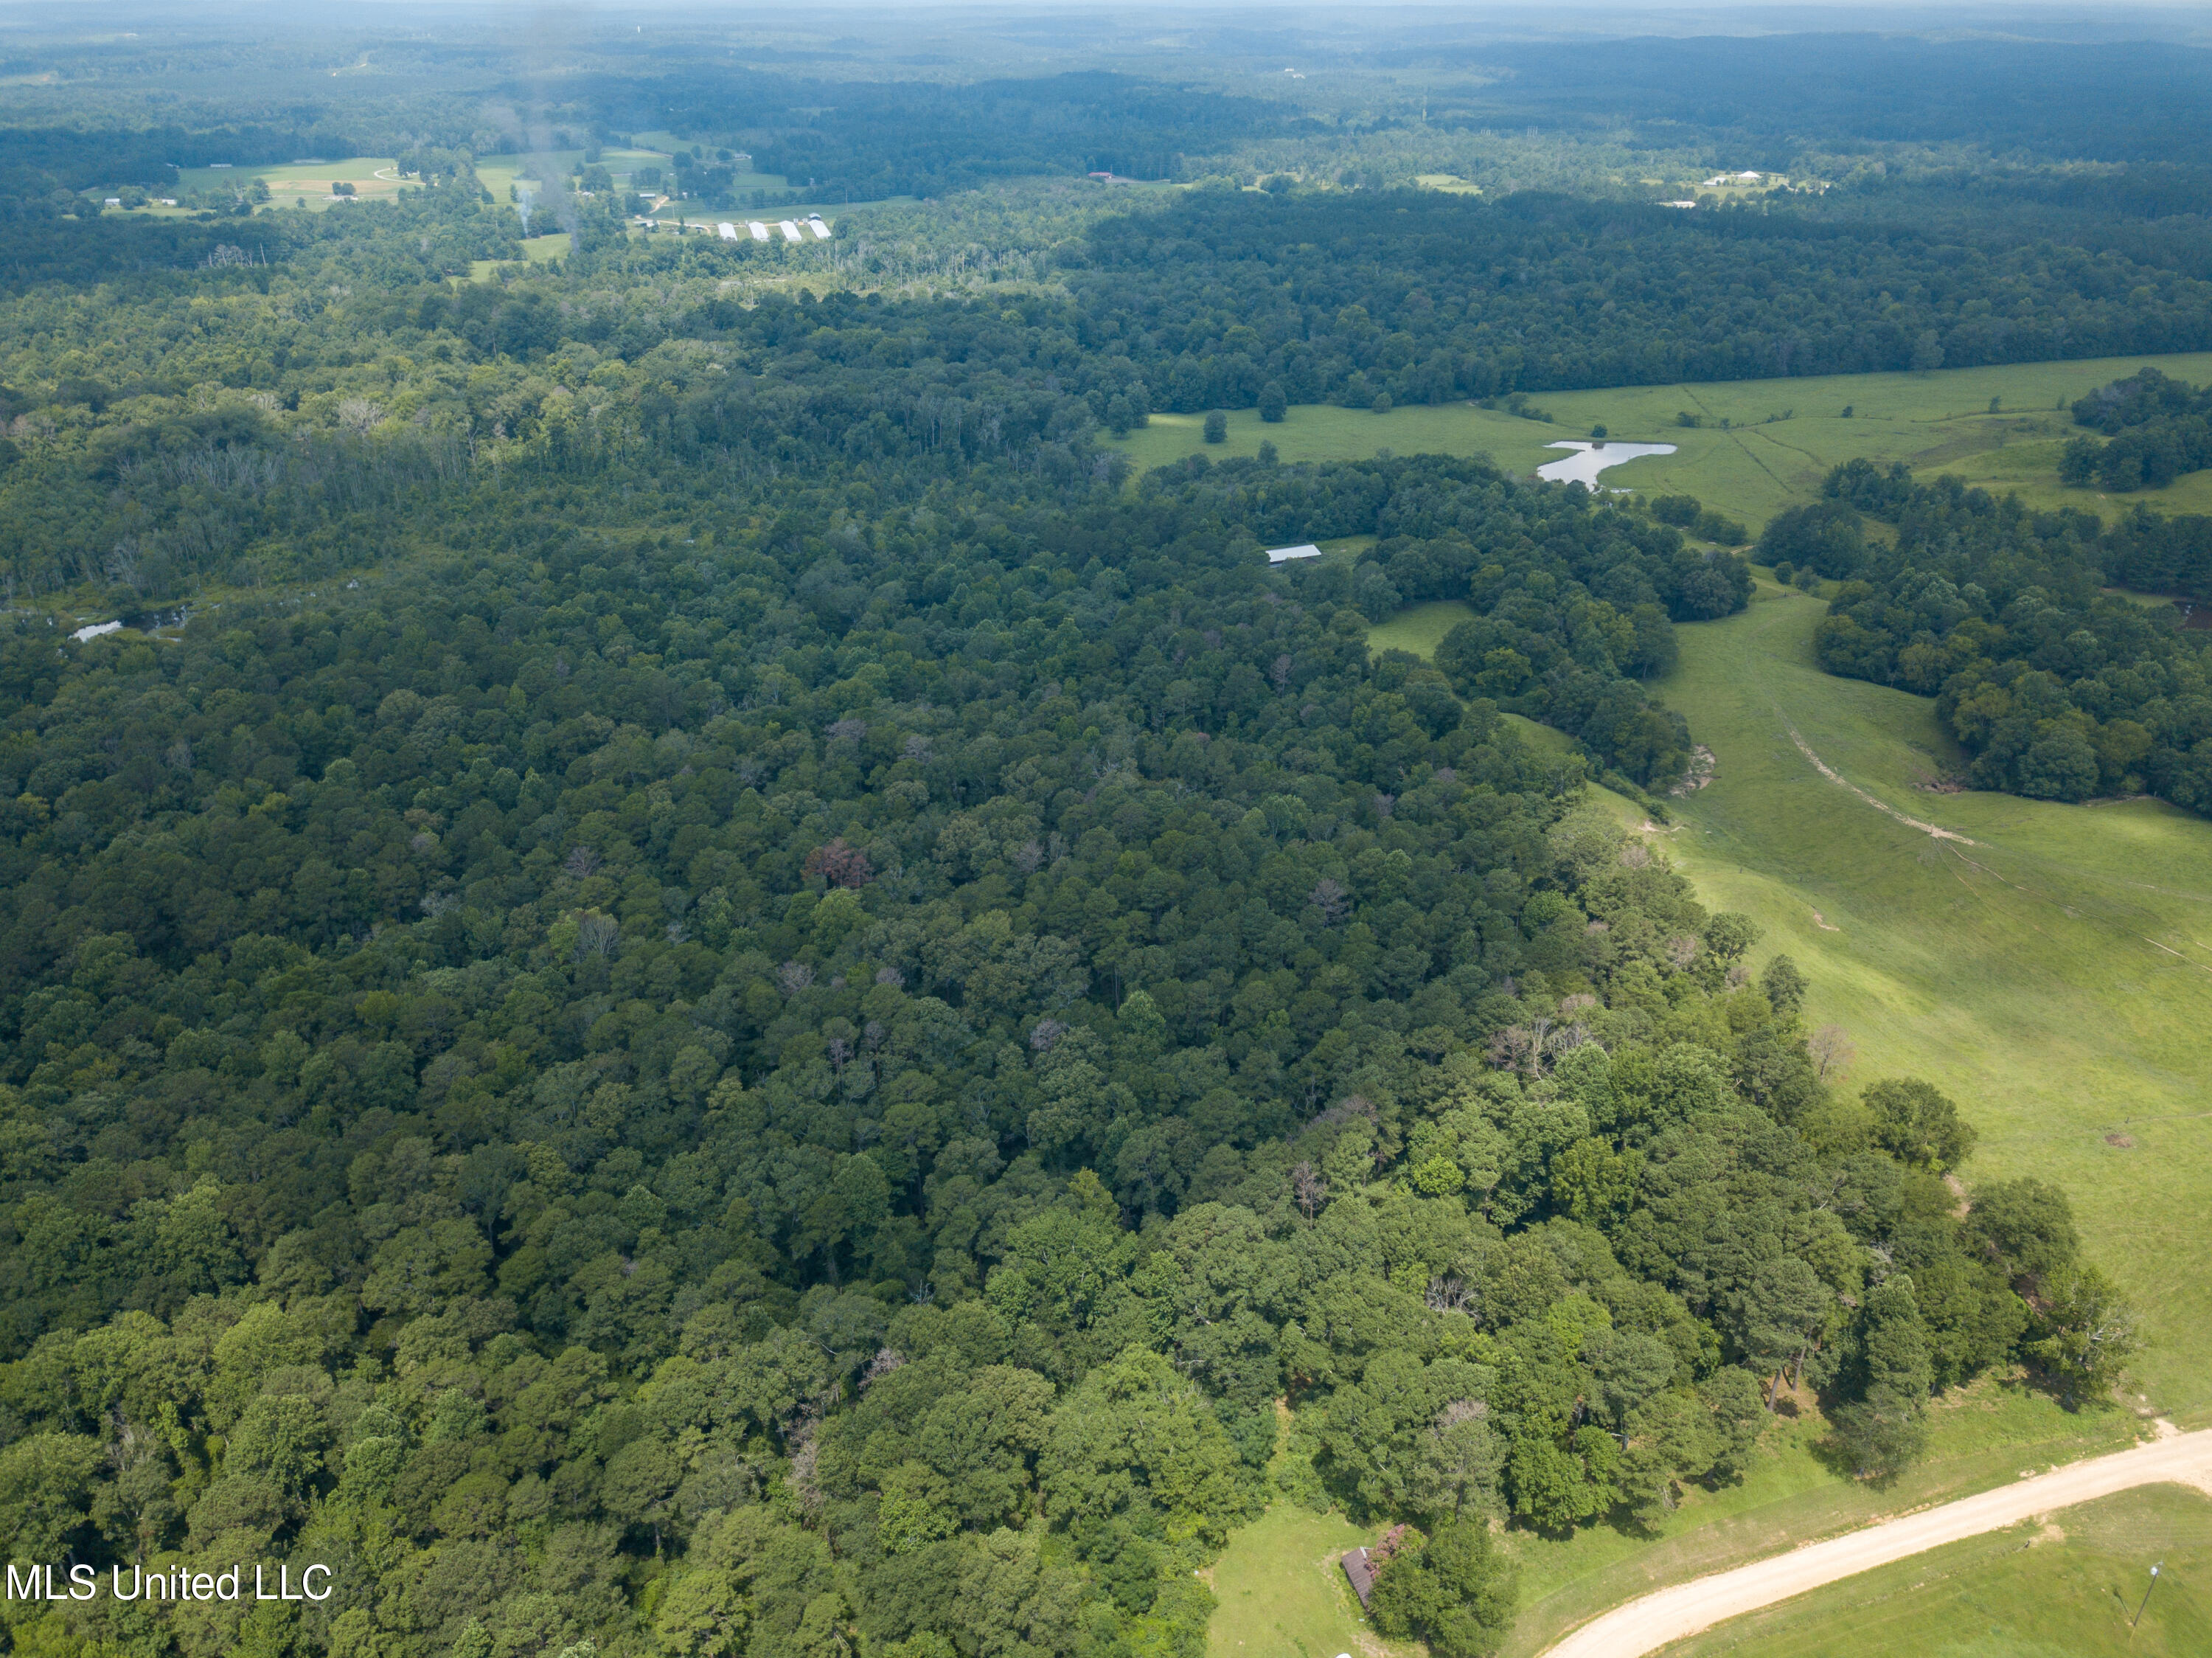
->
[2061,367,2212,493]
[0,451,2120,1658]
[0,21,2180,1658]
[1777,462,2212,808]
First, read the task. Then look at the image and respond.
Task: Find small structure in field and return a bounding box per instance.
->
[778,220,803,242]
[807,215,832,239]
[716,222,740,241]
[1340,1524,1412,1610]
[1266,544,1325,564]
[748,221,771,241]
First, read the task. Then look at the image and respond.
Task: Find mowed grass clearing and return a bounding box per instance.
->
[182,156,403,209]
[1364,600,1476,660]
[1657,1482,2212,1658]
[1205,1505,1418,1658]
[1107,352,2212,531]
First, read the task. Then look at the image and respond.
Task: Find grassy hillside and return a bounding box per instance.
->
[1108,352,2212,530]
[1658,1482,2212,1658]
[1366,581,2212,1416]
[1638,581,2212,1418]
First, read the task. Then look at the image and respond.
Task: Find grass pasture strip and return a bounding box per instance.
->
[1107,353,2212,533]
[1655,1482,2212,1658]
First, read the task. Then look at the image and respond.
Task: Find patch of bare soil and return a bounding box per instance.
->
[1669,744,1717,797]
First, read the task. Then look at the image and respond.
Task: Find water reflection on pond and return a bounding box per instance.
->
[1537,440,1677,488]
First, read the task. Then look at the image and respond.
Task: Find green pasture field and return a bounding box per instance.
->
[1658,1482,2212,1658]
[1107,353,2212,532]
[647,178,798,221]
[1630,581,2212,1421]
[474,149,692,224]
[182,156,401,210]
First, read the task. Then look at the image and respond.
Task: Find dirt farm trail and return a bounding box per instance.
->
[1539,1423,2212,1657]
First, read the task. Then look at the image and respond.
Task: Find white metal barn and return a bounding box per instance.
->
[716,222,740,241]
[1265,544,1326,564]
[807,216,832,240]
[748,222,770,241]
[779,221,803,243]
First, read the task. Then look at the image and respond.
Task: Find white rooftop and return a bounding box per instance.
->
[1266,544,1326,564]
[716,222,739,241]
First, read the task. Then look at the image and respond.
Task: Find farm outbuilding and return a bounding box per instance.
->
[1266,544,1325,564]
[748,222,771,241]
[1340,1525,1411,1611]
[779,221,803,243]
[716,222,739,241]
[1340,1548,1377,1609]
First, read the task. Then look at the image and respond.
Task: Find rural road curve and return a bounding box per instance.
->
[1540,1425,2212,1657]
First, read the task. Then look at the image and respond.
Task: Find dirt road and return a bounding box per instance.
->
[1541,1426,2212,1657]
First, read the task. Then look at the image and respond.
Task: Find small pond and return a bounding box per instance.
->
[1537,440,1677,489]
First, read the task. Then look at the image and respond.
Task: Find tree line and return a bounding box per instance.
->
[2061,367,2212,493]
[1767,463,2212,808]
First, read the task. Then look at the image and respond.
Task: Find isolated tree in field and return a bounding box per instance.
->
[1966,1177,2079,1291]
[1759,954,1807,1017]
[1807,1023,1855,1081]
[1203,410,1226,443]
[1258,381,1287,422]
[2026,1263,2138,1405]
[1703,912,1759,963]
[1863,1078,1976,1171]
